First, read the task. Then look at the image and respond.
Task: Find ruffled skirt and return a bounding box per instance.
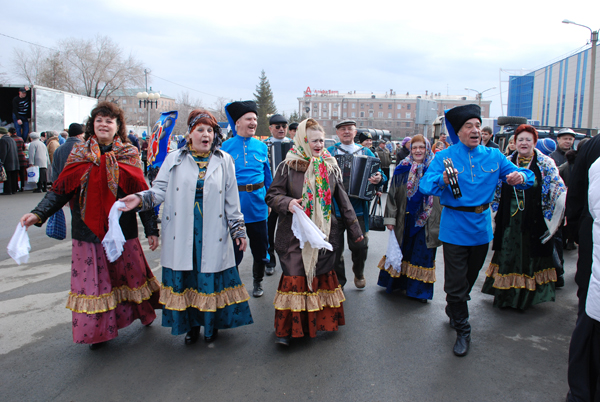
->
[273,270,345,338]
[68,239,161,344]
[160,266,253,337]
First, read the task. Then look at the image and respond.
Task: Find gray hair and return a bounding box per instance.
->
[29,132,40,140]
[60,131,68,139]
[47,130,58,138]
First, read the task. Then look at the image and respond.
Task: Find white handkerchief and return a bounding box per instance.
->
[7,223,31,265]
[291,205,333,251]
[102,201,127,263]
[384,228,403,275]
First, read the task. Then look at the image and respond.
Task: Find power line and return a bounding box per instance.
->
[149,73,226,100]
[0,32,57,51]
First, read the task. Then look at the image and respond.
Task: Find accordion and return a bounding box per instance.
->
[269,141,293,173]
[335,154,381,200]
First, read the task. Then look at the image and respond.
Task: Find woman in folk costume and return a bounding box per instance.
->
[120,109,253,345]
[377,135,442,302]
[482,124,566,310]
[19,101,160,350]
[265,119,362,346]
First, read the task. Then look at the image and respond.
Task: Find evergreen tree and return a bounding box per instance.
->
[253,70,277,138]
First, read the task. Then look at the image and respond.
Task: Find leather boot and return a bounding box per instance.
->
[253,280,264,298]
[449,302,471,357]
[445,304,457,329]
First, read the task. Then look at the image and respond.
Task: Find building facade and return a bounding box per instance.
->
[297,88,491,138]
[108,87,177,125]
[508,43,599,129]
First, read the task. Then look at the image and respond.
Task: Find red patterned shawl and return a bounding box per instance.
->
[51,135,148,240]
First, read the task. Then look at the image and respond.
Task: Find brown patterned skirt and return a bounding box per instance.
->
[273,270,345,338]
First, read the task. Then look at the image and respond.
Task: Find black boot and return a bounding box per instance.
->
[445,304,457,329]
[449,302,471,357]
[185,326,200,344]
[253,280,264,298]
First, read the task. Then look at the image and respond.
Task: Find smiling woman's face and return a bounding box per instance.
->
[189,123,214,153]
[411,140,426,163]
[94,115,117,145]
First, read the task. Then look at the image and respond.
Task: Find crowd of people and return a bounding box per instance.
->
[9,98,598,400]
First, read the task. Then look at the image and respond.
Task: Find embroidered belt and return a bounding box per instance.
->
[445,203,490,214]
[238,182,264,192]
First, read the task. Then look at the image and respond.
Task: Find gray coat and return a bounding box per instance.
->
[138,148,244,273]
[51,137,82,181]
[28,140,49,168]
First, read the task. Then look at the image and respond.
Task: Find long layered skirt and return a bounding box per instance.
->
[377,216,436,300]
[481,205,556,310]
[274,270,345,338]
[159,182,253,337]
[67,239,161,344]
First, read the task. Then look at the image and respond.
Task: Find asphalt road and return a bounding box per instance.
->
[0,191,578,402]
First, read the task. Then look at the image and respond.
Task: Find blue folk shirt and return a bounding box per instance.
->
[221,135,273,223]
[419,142,534,246]
[327,143,387,231]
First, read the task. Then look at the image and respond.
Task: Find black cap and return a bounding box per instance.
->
[269,114,287,125]
[288,122,299,131]
[358,131,372,143]
[68,123,84,137]
[18,87,27,92]
[225,101,258,123]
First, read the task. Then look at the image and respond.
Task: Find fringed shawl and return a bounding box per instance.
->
[52,135,148,241]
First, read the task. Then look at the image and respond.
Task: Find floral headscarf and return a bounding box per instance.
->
[393,137,434,227]
[284,119,341,289]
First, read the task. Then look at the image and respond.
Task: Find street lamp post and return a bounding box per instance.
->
[465,87,496,106]
[563,19,598,129]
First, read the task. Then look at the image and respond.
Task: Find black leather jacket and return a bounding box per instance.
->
[31,143,158,243]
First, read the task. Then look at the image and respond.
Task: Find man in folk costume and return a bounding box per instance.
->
[327,120,385,289]
[221,101,273,298]
[264,114,293,275]
[419,104,534,357]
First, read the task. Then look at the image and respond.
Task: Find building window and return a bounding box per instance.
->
[343,112,347,118]
[351,112,356,118]
[122,99,127,105]
[359,121,364,127]
[368,120,373,127]
[333,103,338,108]
[388,104,392,109]
[397,104,402,109]
[360,111,365,118]
[379,104,382,109]
[406,122,411,127]
[343,103,347,109]
[333,111,338,117]
[406,112,411,119]
[407,104,411,110]
[351,103,355,109]
[360,103,364,109]
[323,110,328,117]
[378,112,383,118]
[369,111,374,118]
[388,113,392,118]
[397,122,401,127]
[397,113,401,119]
[323,103,328,108]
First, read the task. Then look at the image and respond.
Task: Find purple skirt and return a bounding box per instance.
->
[67,239,161,344]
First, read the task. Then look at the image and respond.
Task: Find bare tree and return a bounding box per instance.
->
[211,97,230,122]
[11,35,146,99]
[171,91,204,136]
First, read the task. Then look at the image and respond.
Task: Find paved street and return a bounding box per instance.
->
[0,191,578,401]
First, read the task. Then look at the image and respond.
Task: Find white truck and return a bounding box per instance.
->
[1,85,98,133]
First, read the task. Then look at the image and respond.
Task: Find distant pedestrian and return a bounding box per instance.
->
[9,127,27,192]
[27,132,50,193]
[128,130,140,151]
[375,139,392,192]
[550,128,576,166]
[481,126,499,148]
[51,123,85,182]
[0,127,20,195]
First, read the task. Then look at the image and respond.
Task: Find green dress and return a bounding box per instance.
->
[481,158,556,310]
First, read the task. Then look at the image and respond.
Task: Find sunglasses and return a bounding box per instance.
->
[274,124,287,129]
